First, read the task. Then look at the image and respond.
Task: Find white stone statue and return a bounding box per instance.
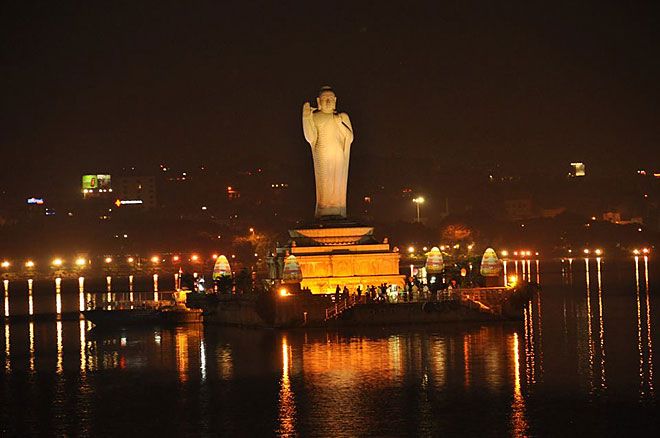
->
[302,86,354,218]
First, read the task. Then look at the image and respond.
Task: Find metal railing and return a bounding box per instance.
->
[323,287,514,319]
[325,295,361,320]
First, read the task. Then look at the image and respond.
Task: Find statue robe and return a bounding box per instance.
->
[302,111,353,218]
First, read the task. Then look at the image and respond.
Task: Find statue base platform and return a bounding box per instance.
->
[284,220,405,294]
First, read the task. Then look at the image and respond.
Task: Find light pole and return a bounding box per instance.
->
[413,197,425,223]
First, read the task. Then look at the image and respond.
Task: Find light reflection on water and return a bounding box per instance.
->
[0,264,658,436]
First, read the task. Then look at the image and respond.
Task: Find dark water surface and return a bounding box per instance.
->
[1,259,658,437]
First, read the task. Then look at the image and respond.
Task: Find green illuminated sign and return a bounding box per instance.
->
[82,175,97,189]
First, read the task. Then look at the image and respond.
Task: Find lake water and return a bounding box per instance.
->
[1,258,658,437]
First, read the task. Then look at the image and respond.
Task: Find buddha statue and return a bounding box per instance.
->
[302,86,354,218]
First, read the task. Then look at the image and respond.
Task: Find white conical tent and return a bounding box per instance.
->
[480,248,502,277]
[212,255,232,281]
[425,247,444,274]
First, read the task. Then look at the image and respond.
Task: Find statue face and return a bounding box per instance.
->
[317,91,337,114]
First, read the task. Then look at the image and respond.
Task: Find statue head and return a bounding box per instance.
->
[317,86,337,114]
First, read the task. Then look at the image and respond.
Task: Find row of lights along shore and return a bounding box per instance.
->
[0,253,236,270]
[404,247,650,259]
[0,247,651,270]
[566,247,651,257]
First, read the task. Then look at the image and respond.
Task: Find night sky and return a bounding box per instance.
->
[2,1,660,197]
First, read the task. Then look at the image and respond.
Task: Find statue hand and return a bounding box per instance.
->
[302,102,313,119]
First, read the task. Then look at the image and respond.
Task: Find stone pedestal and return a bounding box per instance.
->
[284,221,405,294]
[484,276,502,287]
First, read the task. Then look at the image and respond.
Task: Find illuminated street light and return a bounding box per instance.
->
[127,257,134,263]
[594,249,602,256]
[191,254,199,262]
[212,254,218,260]
[52,258,63,266]
[412,197,425,223]
[151,256,160,263]
[25,260,35,268]
[1,261,9,268]
[583,249,590,255]
[501,250,509,257]
[76,258,86,266]
[633,249,640,255]
[172,255,180,262]
[643,248,650,254]
[104,257,113,263]
[408,246,415,253]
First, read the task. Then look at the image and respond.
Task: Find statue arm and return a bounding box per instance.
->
[339,113,353,142]
[302,102,317,146]
[339,112,354,159]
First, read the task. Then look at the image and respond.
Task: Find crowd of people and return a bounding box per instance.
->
[330,277,462,304]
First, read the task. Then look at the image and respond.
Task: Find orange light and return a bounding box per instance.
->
[1,261,9,268]
[151,256,159,263]
[52,258,63,266]
[191,254,199,262]
[25,260,35,268]
[279,288,289,297]
[75,258,86,266]
[643,248,650,254]
[583,249,590,254]
[114,199,121,207]
[633,249,640,255]
[104,257,112,263]
[594,249,602,256]
[212,254,218,259]
[408,246,415,253]
[172,255,180,262]
[127,257,134,263]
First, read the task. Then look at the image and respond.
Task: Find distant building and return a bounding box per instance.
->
[540,206,566,218]
[505,197,533,220]
[569,162,586,178]
[114,176,157,210]
[81,174,112,198]
[602,211,621,223]
[603,211,643,225]
[227,186,240,199]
